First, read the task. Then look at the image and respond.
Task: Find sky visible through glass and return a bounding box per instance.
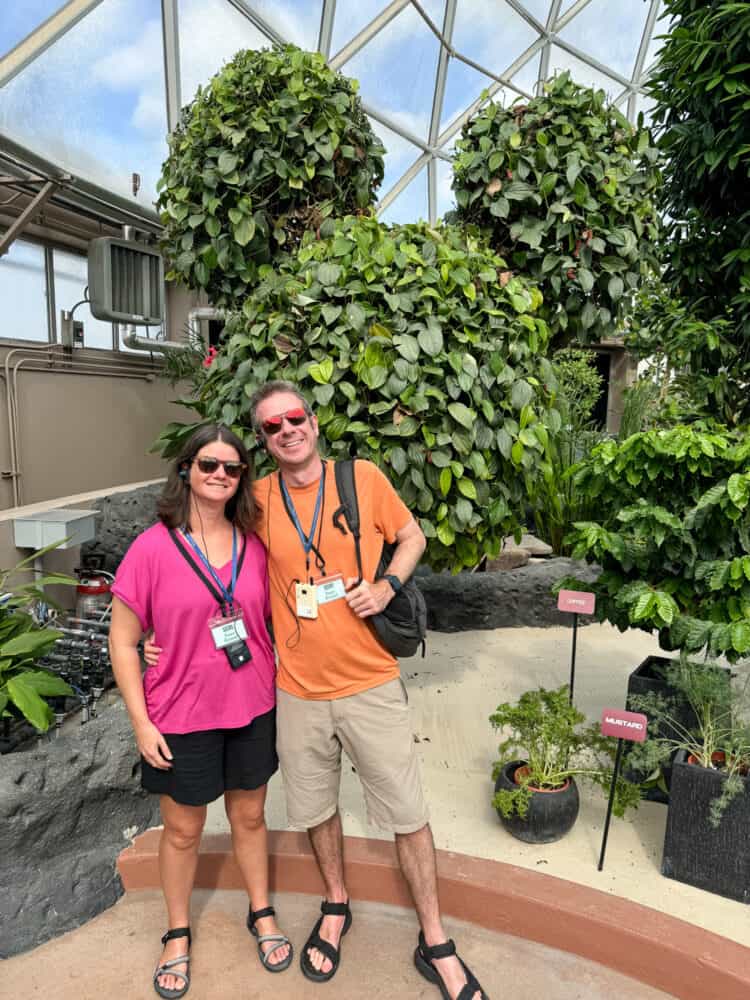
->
[0,0,663,224]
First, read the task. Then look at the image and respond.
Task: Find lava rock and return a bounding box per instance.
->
[0,701,159,958]
[419,557,599,632]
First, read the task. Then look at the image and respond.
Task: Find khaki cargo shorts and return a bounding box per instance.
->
[276,677,429,834]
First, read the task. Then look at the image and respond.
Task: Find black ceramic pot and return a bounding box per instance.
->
[494,759,580,844]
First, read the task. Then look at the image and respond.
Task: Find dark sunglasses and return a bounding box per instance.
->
[191,457,247,478]
[261,407,308,436]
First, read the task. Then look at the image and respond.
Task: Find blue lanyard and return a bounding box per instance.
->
[183,526,238,610]
[279,464,326,573]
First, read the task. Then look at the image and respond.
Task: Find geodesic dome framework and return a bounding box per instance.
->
[0,0,663,230]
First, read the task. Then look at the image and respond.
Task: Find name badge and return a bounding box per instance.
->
[295,582,318,619]
[314,573,346,605]
[208,612,248,650]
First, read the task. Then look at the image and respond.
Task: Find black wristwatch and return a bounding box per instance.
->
[383,573,402,594]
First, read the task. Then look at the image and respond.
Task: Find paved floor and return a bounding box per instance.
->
[2,622,747,998]
[0,890,677,1000]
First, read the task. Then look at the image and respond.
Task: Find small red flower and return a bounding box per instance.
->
[202,346,218,369]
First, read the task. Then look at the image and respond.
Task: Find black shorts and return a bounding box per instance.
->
[141,708,278,806]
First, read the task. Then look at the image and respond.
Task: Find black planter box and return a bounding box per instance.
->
[661,750,749,904]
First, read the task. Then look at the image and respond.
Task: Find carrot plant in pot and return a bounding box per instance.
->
[490,685,640,844]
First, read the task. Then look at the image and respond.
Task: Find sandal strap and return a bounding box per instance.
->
[161,927,191,946]
[156,956,190,972]
[321,900,350,917]
[258,936,291,966]
[306,931,339,965]
[249,905,276,923]
[419,932,456,961]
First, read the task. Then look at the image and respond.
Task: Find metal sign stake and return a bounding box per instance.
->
[597,708,648,871]
[556,590,596,704]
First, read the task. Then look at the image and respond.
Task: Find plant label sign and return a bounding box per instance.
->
[557,590,595,615]
[600,708,648,743]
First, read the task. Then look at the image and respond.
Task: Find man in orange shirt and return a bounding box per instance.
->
[250,380,487,1000]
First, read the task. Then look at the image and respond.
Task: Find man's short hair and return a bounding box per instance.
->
[248,379,313,433]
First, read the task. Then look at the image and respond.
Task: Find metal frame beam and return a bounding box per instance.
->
[427,0,458,223]
[538,0,564,95]
[317,0,338,58]
[224,0,285,46]
[377,151,430,216]
[0,181,58,257]
[628,0,661,120]
[161,0,182,133]
[554,0,594,33]
[0,0,106,90]
[330,0,411,71]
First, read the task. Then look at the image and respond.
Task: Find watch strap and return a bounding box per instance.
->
[384,573,402,593]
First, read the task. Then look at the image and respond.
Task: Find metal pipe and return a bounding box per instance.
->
[0,180,58,256]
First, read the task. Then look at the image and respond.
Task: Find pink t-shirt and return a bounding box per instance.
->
[111,522,275,734]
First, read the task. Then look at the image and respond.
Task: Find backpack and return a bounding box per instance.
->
[332,459,427,659]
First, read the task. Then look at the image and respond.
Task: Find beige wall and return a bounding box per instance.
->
[0,345,194,510]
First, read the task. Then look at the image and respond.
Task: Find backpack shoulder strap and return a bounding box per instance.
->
[332,459,364,583]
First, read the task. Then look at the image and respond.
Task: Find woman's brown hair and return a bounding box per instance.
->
[157,424,257,534]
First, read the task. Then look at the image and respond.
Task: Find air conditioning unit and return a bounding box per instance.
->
[88,237,164,325]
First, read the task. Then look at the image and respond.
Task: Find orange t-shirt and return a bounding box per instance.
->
[253,459,412,700]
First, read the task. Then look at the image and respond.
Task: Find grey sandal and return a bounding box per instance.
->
[153,926,191,999]
[247,905,293,973]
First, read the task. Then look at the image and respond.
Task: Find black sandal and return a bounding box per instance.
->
[153,927,191,999]
[300,899,352,983]
[414,931,489,1000]
[247,905,293,973]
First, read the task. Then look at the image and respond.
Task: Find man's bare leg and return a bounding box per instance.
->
[396,823,481,1000]
[305,810,349,974]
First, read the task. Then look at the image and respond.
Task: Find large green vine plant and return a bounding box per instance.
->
[451,72,661,346]
[156,216,558,573]
[157,45,385,307]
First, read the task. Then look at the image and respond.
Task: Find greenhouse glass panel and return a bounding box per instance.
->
[439,58,498,134]
[341,3,439,141]
[53,249,115,350]
[0,0,167,208]
[330,1,391,59]
[0,1,69,59]
[379,166,428,226]
[451,0,539,90]
[370,120,423,209]
[0,240,49,342]
[244,0,322,49]
[435,155,457,220]
[178,0,270,105]
[547,43,622,99]
[515,0,555,22]
[511,50,542,97]
[557,0,650,80]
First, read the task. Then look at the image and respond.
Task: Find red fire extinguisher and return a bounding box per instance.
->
[75,568,113,620]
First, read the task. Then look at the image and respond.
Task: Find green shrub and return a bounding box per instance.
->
[636,0,750,425]
[451,72,661,346]
[187,215,559,573]
[157,45,385,307]
[558,426,750,660]
[526,348,605,554]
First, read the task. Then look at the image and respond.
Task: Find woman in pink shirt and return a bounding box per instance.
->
[110,423,291,999]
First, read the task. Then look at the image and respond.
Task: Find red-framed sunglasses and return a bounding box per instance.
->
[260,407,309,436]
